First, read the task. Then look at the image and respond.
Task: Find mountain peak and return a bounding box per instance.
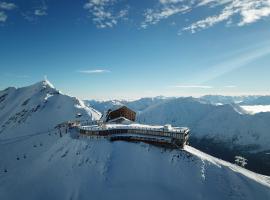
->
[41,78,55,89]
[28,79,55,92]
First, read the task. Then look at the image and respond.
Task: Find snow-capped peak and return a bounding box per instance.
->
[0,80,101,136]
[42,79,55,89]
[32,79,55,90]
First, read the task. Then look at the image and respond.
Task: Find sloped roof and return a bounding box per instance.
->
[109,105,136,114]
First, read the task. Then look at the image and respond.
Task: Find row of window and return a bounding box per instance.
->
[81,128,185,140]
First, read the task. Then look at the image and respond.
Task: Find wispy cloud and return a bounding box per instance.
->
[224,85,237,88]
[0,1,16,23]
[78,69,111,74]
[141,0,270,34]
[0,2,16,10]
[197,0,232,7]
[182,6,234,33]
[83,0,128,28]
[33,0,48,17]
[34,9,47,16]
[0,11,7,22]
[189,43,270,84]
[183,0,270,33]
[141,5,190,29]
[170,85,213,89]
[141,0,191,29]
[21,0,48,22]
[34,2,47,17]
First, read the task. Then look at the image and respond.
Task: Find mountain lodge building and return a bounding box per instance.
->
[78,105,190,148]
[105,106,136,123]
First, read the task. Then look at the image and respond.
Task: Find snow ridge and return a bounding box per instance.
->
[0,80,101,137]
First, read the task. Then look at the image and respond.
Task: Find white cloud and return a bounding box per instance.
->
[224,85,237,88]
[141,0,191,28]
[183,0,270,33]
[34,8,47,16]
[171,85,213,89]
[183,6,234,33]
[197,0,231,7]
[0,11,7,22]
[0,2,16,10]
[160,0,184,4]
[84,0,128,28]
[141,5,190,28]
[34,9,47,16]
[0,2,16,23]
[141,0,270,33]
[238,4,270,26]
[78,69,111,74]
[34,0,48,16]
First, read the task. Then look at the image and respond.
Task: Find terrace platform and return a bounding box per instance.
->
[79,123,190,148]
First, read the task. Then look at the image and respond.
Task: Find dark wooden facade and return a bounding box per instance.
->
[106,106,136,122]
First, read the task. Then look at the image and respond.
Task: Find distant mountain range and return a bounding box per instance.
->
[201,95,270,105]
[85,96,170,114]
[86,94,270,112]
[87,95,270,175]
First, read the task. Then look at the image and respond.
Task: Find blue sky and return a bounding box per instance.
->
[0,0,270,99]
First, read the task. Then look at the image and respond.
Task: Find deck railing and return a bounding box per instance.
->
[79,125,187,133]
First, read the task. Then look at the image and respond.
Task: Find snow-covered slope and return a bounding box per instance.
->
[0,80,101,137]
[0,130,269,200]
[137,97,270,151]
[1,83,270,199]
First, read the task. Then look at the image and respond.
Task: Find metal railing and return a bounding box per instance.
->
[79,125,187,134]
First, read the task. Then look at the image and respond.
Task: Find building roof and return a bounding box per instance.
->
[109,105,135,114]
[107,116,133,124]
[99,105,136,123]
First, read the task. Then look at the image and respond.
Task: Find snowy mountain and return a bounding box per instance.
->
[87,96,270,152]
[135,97,270,174]
[0,80,101,136]
[201,95,248,105]
[126,96,171,112]
[1,81,270,199]
[137,97,270,150]
[86,99,126,114]
[240,95,270,105]
[1,129,270,200]
[86,96,270,175]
